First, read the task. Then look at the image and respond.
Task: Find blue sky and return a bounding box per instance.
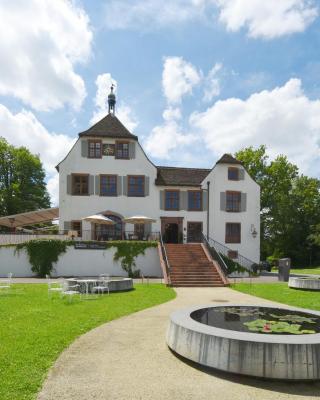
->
[0,0,320,204]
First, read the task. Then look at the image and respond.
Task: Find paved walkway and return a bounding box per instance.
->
[37,287,320,400]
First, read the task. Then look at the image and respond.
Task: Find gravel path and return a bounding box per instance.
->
[37,287,320,400]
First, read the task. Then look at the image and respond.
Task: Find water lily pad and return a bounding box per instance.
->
[244,319,316,334]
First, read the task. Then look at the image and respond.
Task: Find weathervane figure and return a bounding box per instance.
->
[108,84,116,115]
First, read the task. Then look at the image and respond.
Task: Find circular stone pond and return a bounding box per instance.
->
[166,305,320,380]
[289,276,320,291]
[66,277,133,294]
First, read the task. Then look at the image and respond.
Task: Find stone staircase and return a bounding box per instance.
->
[165,243,227,287]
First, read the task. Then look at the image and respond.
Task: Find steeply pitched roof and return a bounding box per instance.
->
[78,113,138,140]
[155,166,210,186]
[215,153,242,165]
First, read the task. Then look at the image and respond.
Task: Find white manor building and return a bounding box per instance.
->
[56,90,260,264]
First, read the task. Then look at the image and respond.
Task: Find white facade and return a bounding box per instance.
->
[57,113,260,263]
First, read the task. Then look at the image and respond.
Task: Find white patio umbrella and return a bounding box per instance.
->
[82,214,115,225]
[123,215,156,224]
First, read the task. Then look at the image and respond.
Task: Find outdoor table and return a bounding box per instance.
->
[66,278,101,295]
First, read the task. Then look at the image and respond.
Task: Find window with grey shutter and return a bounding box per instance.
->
[159,190,165,210]
[220,192,226,211]
[144,176,150,196]
[239,169,245,180]
[202,191,208,211]
[89,175,94,195]
[81,140,88,157]
[64,221,71,232]
[117,176,122,196]
[179,191,187,210]
[129,142,136,159]
[123,176,128,196]
[95,175,100,195]
[241,193,247,212]
[66,175,72,195]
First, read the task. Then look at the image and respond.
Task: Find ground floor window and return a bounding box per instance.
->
[225,223,241,243]
[95,215,123,240]
[227,250,238,259]
[71,221,82,237]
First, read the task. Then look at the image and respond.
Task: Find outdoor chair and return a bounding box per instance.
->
[46,274,63,298]
[92,275,110,296]
[0,273,13,293]
[61,280,81,302]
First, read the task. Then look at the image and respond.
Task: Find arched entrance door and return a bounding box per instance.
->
[95,214,123,240]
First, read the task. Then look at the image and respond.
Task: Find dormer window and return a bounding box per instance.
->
[115,141,129,159]
[88,140,102,158]
[228,167,239,180]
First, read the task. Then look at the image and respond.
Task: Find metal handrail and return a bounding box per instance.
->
[159,234,171,277]
[203,234,257,274]
[201,234,229,276]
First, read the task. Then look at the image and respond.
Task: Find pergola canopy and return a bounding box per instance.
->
[0,208,59,228]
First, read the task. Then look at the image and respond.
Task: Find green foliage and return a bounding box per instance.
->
[219,253,248,274]
[243,319,315,334]
[0,137,50,218]
[16,240,68,277]
[0,283,175,400]
[108,241,158,277]
[235,146,320,266]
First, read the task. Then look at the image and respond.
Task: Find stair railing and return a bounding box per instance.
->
[159,233,171,283]
[202,234,257,275]
[201,234,229,276]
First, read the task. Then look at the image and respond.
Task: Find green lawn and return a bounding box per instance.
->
[272,266,320,275]
[232,282,320,311]
[0,283,175,400]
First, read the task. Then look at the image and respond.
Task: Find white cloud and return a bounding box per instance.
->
[163,107,182,121]
[90,73,138,132]
[104,0,208,30]
[144,119,195,159]
[162,57,201,104]
[0,104,76,204]
[203,62,222,102]
[215,0,318,39]
[190,78,320,175]
[0,0,92,111]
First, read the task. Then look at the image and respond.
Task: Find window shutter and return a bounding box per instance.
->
[241,193,247,212]
[239,169,245,180]
[95,175,100,195]
[220,192,226,211]
[81,140,88,157]
[123,176,128,196]
[64,221,71,232]
[67,175,72,195]
[129,142,135,159]
[117,176,122,196]
[89,175,94,195]
[202,191,208,211]
[144,176,150,196]
[160,190,165,210]
[179,191,187,211]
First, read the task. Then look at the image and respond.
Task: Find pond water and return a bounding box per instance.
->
[190,306,320,335]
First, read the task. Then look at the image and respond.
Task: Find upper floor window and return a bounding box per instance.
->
[165,190,179,210]
[228,167,239,181]
[72,174,89,195]
[225,223,241,243]
[226,191,241,212]
[128,175,144,197]
[188,191,202,211]
[100,175,117,196]
[115,141,129,159]
[88,140,102,158]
